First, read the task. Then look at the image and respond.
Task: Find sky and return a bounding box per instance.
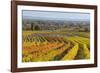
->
[22,10,90,21]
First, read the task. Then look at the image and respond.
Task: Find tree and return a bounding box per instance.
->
[34,25,40,30]
[84,27,89,32]
[31,23,34,30]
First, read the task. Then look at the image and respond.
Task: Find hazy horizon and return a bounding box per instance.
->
[22,10,90,22]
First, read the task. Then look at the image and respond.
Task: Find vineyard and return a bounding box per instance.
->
[22,31,90,62]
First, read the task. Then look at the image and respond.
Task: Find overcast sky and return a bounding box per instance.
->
[22,10,90,21]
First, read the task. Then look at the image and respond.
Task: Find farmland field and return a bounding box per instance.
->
[22,30,90,62]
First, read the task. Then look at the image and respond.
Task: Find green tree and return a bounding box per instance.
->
[34,25,40,30]
[31,23,34,30]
